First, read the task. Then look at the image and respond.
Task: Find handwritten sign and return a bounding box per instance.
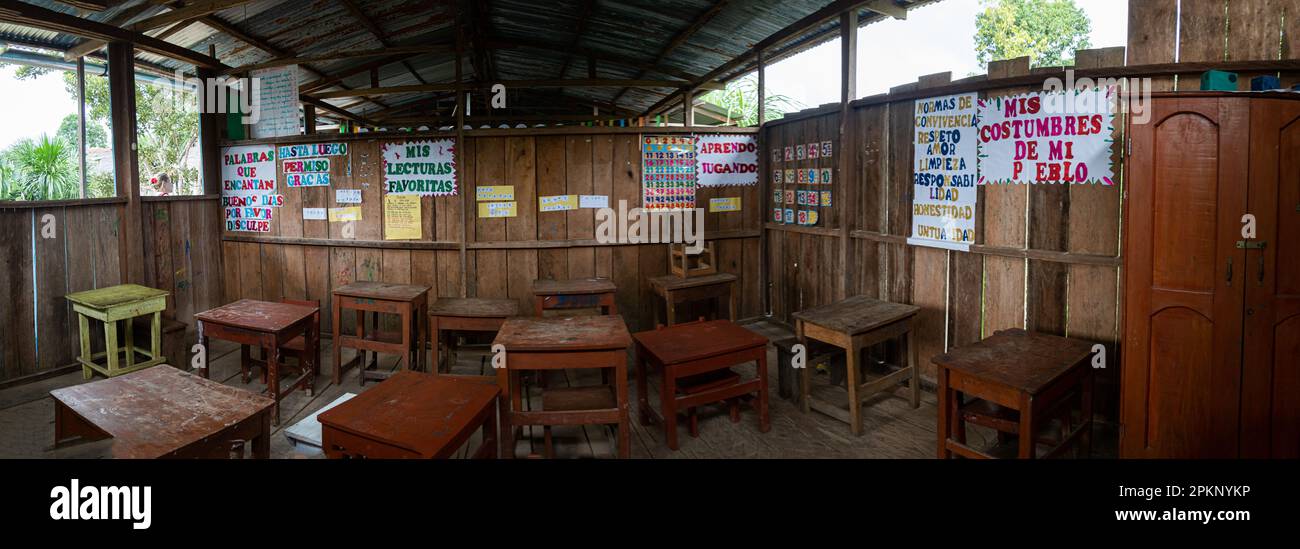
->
[579,195,609,208]
[476,185,514,201]
[695,134,758,187]
[335,189,362,204]
[909,92,978,251]
[383,194,421,240]
[328,207,362,222]
[303,207,327,220]
[539,194,578,212]
[284,157,330,187]
[250,65,299,139]
[222,144,278,232]
[708,197,742,212]
[478,202,518,218]
[279,143,347,158]
[977,89,1115,185]
[383,139,457,196]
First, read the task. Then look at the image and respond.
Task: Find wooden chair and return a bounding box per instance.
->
[245,299,321,385]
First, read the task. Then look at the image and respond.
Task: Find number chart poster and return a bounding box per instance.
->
[641,135,695,211]
[910,92,978,251]
[695,134,758,187]
[977,89,1115,186]
[382,139,457,196]
[222,145,281,232]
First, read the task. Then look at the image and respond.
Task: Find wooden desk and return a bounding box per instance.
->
[531,278,617,316]
[319,371,500,459]
[195,299,318,425]
[493,315,632,458]
[65,284,169,379]
[648,273,738,326]
[793,295,921,436]
[50,366,274,458]
[332,282,430,386]
[429,298,519,373]
[633,320,769,450]
[933,329,1095,459]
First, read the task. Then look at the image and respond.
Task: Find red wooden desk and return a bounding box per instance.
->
[531,278,617,316]
[633,320,769,450]
[50,366,274,458]
[429,298,519,373]
[196,299,318,425]
[319,371,500,459]
[933,329,1096,459]
[332,282,430,386]
[493,315,632,458]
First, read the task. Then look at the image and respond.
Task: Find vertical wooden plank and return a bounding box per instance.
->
[191,200,223,314]
[65,206,97,358]
[506,136,539,311]
[610,134,641,325]
[1177,0,1228,90]
[330,247,357,330]
[474,137,508,298]
[411,250,438,300]
[1128,0,1179,91]
[238,241,263,300]
[354,140,383,241]
[221,240,241,304]
[0,211,35,379]
[33,208,70,373]
[151,204,176,315]
[356,249,382,282]
[437,137,467,298]
[592,134,614,279]
[304,246,331,333]
[1283,0,1300,87]
[95,205,122,287]
[981,57,1032,335]
[537,136,568,281]
[168,201,196,323]
[566,135,595,278]
[910,73,953,374]
[887,85,917,310]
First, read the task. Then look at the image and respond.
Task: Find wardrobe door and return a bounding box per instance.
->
[1121,97,1249,458]
[1242,99,1300,458]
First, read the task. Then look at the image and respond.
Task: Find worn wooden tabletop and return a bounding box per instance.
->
[931,328,1096,394]
[65,284,169,309]
[333,281,430,302]
[792,295,920,335]
[317,371,499,456]
[634,320,768,365]
[531,278,617,296]
[194,299,318,333]
[494,315,631,351]
[430,297,520,317]
[48,366,273,459]
[648,272,738,291]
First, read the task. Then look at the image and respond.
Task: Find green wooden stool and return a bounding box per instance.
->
[65,284,170,379]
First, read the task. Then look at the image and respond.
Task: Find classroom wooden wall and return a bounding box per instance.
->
[218,129,763,337]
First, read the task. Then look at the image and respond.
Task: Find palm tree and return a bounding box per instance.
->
[6,135,78,200]
[701,75,803,126]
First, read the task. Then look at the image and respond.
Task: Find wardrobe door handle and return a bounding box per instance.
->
[1226,257,1233,285]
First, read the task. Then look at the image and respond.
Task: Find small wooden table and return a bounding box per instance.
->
[793,295,921,436]
[493,315,632,458]
[50,366,274,458]
[319,371,500,459]
[195,299,318,425]
[332,282,430,386]
[532,278,617,316]
[649,273,738,326]
[933,329,1096,459]
[633,320,770,450]
[429,298,519,373]
[65,284,169,379]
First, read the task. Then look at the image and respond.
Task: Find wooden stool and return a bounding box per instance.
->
[65,284,169,379]
[793,295,921,436]
[933,329,1096,459]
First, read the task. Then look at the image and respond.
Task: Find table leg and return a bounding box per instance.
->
[729,281,737,321]
[757,347,770,433]
[533,296,544,317]
[616,361,629,458]
[400,305,412,373]
[431,316,442,373]
[332,299,342,385]
[653,293,662,328]
[798,321,810,414]
[78,313,91,380]
[123,319,135,371]
[268,343,282,426]
[666,297,676,327]
[104,320,120,377]
[907,329,920,409]
[197,334,209,378]
[252,411,271,459]
[483,398,499,459]
[603,292,618,316]
[1082,372,1094,458]
[240,344,251,384]
[151,311,162,363]
[1017,394,1035,459]
[845,344,862,436]
[636,349,650,426]
[356,310,368,386]
[662,363,678,451]
[937,367,951,459]
[419,302,428,373]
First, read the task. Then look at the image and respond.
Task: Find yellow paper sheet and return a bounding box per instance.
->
[476,185,515,201]
[383,194,422,240]
[328,206,362,222]
[538,194,578,212]
[708,197,742,212]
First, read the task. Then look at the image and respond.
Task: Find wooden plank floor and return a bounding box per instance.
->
[0,321,1111,459]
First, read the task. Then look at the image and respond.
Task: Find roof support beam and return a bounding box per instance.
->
[337,0,429,84]
[0,0,221,68]
[220,45,452,75]
[486,37,701,82]
[610,0,727,106]
[312,78,723,100]
[555,0,595,78]
[127,0,255,32]
[64,0,173,60]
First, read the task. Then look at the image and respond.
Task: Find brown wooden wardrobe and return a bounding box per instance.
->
[1122,93,1299,459]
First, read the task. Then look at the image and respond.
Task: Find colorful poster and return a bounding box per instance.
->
[383,139,457,196]
[539,194,579,212]
[222,144,278,233]
[284,157,330,187]
[977,89,1115,185]
[695,134,758,187]
[579,195,609,208]
[478,202,518,218]
[909,92,979,251]
[708,197,742,212]
[250,65,300,139]
[335,189,362,204]
[328,207,362,222]
[476,185,514,201]
[641,135,695,211]
[383,194,421,240]
[303,207,327,220]
[279,143,347,158]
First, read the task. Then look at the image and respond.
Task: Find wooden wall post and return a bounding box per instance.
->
[838,10,857,297]
[197,64,222,196]
[303,104,317,134]
[108,41,146,285]
[682,87,694,126]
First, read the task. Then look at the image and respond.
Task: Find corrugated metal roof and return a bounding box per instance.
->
[1,0,932,123]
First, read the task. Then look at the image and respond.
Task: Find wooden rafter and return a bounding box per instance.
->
[220,45,452,75]
[0,0,220,68]
[128,0,254,32]
[610,0,728,106]
[337,0,429,85]
[311,78,723,100]
[486,37,701,82]
[555,0,595,78]
[63,0,177,60]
